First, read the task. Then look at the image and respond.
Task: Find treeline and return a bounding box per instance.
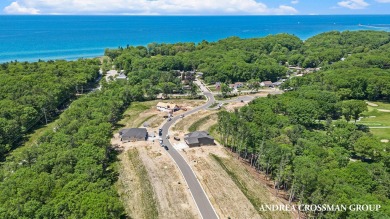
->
[217,88,389,218]
[123,69,195,99]
[283,35,390,101]
[300,31,390,67]
[105,31,389,85]
[105,34,302,83]
[0,59,100,159]
[0,81,134,218]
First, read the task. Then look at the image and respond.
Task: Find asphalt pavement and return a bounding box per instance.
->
[160,81,219,219]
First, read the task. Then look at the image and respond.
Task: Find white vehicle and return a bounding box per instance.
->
[166,134,170,139]
[180,114,184,118]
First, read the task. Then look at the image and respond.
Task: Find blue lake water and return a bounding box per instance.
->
[0,15,389,63]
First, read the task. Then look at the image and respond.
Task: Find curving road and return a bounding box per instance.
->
[161,80,219,219]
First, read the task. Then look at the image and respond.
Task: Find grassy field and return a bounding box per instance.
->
[370,129,390,140]
[360,109,390,127]
[116,101,159,130]
[207,85,218,92]
[368,101,390,110]
[188,115,212,132]
[210,153,291,219]
[359,101,390,140]
[117,149,159,219]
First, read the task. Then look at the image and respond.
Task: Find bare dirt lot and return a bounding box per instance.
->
[179,145,296,219]
[118,100,206,130]
[116,141,200,219]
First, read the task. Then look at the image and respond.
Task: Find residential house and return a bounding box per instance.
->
[184,131,215,147]
[116,72,128,80]
[119,128,148,143]
[196,72,204,77]
[215,82,221,90]
[272,82,283,87]
[156,102,179,112]
[234,82,244,88]
[260,81,273,87]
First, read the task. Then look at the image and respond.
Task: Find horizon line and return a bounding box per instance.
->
[1,14,390,16]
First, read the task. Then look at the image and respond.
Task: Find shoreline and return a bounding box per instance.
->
[2,29,390,64]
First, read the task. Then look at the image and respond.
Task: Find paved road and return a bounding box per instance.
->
[161,80,219,219]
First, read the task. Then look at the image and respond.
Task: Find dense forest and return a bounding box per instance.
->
[0,59,100,160]
[106,31,390,86]
[283,34,390,101]
[217,91,389,218]
[213,32,390,218]
[0,30,389,218]
[0,81,132,218]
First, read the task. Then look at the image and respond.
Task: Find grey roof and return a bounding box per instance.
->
[262,81,273,85]
[117,73,127,79]
[186,138,199,144]
[273,82,283,86]
[186,131,211,138]
[120,128,147,139]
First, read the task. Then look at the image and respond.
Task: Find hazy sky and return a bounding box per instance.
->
[1,0,390,15]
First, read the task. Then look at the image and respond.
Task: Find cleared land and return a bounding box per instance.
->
[115,99,205,219]
[172,110,216,132]
[116,142,200,219]
[116,148,159,219]
[116,96,298,219]
[179,146,295,219]
[117,99,205,130]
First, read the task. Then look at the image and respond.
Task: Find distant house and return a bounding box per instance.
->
[156,102,179,112]
[184,131,215,147]
[116,72,128,80]
[119,128,148,143]
[260,81,273,87]
[107,70,118,75]
[215,82,221,90]
[234,82,244,88]
[196,72,204,77]
[272,82,283,87]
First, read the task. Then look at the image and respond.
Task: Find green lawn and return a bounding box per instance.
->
[207,85,218,92]
[367,101,390,110]
[359,110,390,127]
[370,128,390,140]
[359,104,390,139]
[116,101,158,130]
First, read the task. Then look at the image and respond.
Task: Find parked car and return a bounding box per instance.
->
[164,145,169,150]
[159,140,163,145]
[174,136,180,141]
[168,117,172,121]
[180,114,184,118]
